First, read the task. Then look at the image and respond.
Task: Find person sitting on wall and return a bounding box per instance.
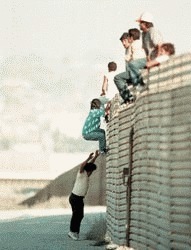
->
[120,32,131,71]
[68,150,99,241]
[120,42,175,103]
[146,42,175,69]
[112,33,130,102]
[82,98,107,154]
[114,28,146,103]
[128,11,164,87]
[132,42,175,87]
[115,12,164,104]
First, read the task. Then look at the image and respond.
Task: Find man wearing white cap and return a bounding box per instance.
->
[128,11,163,86]
[136,11,163,60]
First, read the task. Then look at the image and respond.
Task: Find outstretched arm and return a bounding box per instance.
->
[146,59,159,69]
[89,150,99,164]
[80,152,94,173]
[100,76,108,96]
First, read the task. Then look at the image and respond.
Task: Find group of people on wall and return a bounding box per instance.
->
[82,11,175,156]
[67,11,175,242]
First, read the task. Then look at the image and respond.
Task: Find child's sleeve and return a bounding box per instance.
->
[155,55,169,63]
[94,108,104,117]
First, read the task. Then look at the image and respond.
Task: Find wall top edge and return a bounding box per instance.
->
[110,53,191,119]
[142,53,191,76]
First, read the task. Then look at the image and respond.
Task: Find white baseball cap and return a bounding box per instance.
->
[136,12,153,23]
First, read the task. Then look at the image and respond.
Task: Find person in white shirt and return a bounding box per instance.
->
[115,12,164,103]
[99,61,118,122]
[127,43,175,101]
[114,28,146,103]
[68,151,99,240]
[146,43,175,69]
[126,28,146,61]
[119,32,130,70]
[100,62,118,100]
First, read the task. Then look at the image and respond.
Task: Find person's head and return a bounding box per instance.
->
[160,43,175,56]
[128,28,141,43]
[136,12,154,32]
[120,32,129,49]
[90,98,101,109]
[108,61,117,72]
[84,162,97,176]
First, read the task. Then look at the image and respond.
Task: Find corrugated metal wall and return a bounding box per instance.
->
[106,53,191,249]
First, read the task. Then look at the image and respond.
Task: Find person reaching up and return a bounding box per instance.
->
[68,150,99,241]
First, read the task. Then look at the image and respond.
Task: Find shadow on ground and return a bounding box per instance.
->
[0,209,106,250]
[20,155,106,208]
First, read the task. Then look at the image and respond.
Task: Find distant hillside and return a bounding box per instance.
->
[20,154,106,207]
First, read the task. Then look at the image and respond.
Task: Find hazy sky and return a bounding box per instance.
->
[0,0,191,138]
[1,0,190,56]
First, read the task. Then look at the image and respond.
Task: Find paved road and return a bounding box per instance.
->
[0,207,106,250]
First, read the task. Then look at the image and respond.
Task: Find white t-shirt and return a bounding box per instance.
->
[126,40,146,61]
[104,71,118,100]
[72,171,89,197]
[155,55,169,64]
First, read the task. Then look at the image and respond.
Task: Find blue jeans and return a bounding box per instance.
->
[83,129,106,152]
[128,58,147,85]
[99,96,109,107]
[114,71,132,101]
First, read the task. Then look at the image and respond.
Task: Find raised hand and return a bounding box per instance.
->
[88,152,94,159]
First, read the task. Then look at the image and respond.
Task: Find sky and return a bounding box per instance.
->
[0,0,191,138]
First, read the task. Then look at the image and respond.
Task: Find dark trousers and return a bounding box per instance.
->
[69,193,84,233]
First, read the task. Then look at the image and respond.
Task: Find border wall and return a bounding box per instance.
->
[106,53,191,250]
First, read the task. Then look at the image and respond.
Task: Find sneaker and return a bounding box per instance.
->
[136,84,145,92]
[68,231,79,240]
[121,94,136,104]
[128,94,136,103]
[100,151,106,155]
[106,243,119,250]
[100,147,109,155]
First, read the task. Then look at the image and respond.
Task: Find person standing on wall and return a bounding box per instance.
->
[99,61,118,123]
